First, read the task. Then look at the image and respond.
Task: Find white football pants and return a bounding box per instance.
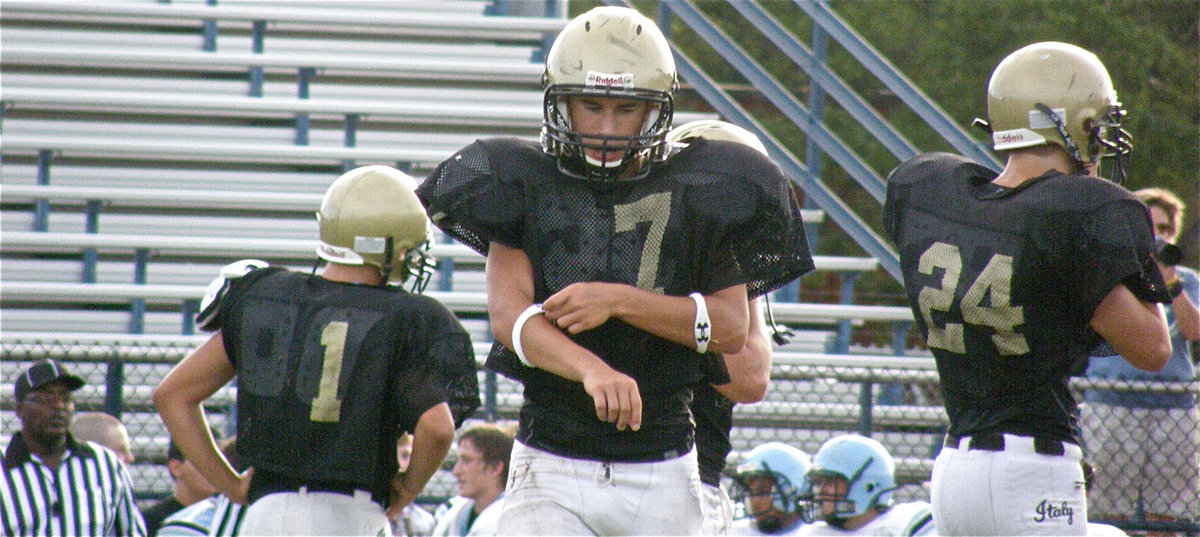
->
[932,434,1086,536]
[497,440,704,535]
[239,488,391,536]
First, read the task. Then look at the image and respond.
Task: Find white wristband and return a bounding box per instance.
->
[512,304,545,368]
[689,292,711,354]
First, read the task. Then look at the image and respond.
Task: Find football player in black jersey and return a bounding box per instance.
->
[416,7,812,535]
[883,42,1171,536]
[154,166,480,536]
[668,120,777,536]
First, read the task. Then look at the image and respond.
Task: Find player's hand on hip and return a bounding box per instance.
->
[543,282,619,334]
[388,472,416,519]
[581,366,642,431]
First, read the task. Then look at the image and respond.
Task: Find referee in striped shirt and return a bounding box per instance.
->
[2,359,147,536]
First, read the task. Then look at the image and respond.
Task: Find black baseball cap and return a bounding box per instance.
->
[14,359,85,402]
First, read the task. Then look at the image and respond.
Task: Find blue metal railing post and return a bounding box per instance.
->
[81,200,102,283]
[202,0,217,51]
[34,150,54,232]
[858,380,874,437]
[248,20,265,97]
[485,370,498,422]
[833,272,859,354]
[294,67,315,145]
[104,349,124,419]
[342,113,359,172]
[798,24,830,271]
[182,300,199,335]
[877,320,911,406]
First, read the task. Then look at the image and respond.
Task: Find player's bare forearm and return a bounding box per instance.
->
[486,242,643,431]
[542,282,749,355]
[390,403,454,516]
[1091,283,1171,371]
[713,298,771,403]
[153,333,247,502]
[486,241,611,380]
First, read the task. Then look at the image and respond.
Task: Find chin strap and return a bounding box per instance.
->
[763,294,795,346]
[378,237,395,286]
[1034,102,1088,175]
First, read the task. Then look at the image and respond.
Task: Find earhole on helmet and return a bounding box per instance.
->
[866,484,875,492]
[584,21,590,31]
[636,25,642,35]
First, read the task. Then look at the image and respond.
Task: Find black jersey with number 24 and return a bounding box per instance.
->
[884,152,1168,444]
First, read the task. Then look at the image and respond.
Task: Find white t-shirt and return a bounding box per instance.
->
[795,502,936,536]
[431,495,505,537]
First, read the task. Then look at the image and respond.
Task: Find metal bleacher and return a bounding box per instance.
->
[0,0,940,506]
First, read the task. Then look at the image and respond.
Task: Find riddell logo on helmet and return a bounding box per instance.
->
[992,129,1043,147]
[995,132,1028,144]
[586,71,634,89]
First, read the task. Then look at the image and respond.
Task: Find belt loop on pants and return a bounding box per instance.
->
[943,433,1071,456]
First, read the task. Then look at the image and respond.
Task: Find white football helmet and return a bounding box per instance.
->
[666,119,769,156]
[541,6,677,182]
[805,434,897,525]
[730,442,812,534]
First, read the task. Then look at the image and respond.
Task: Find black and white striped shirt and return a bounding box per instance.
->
[2,432,146,536]
[206,496,245,537]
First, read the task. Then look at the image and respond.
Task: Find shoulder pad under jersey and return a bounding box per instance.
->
[196,259,270,331]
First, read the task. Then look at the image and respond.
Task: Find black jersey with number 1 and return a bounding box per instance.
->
[418,137,812,461]
[203,267,480,505]
[883,152,1169,444]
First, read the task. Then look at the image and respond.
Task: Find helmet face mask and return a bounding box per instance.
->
[541,6,677,182]
[983,41,1132,181]
[803,435,896,525]
[316,165,435,290]
[808,471,860,526]
[730,443,812,533]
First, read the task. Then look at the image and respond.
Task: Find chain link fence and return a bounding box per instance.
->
[3,335,1197,534]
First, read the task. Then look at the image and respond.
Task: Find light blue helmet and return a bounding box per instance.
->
[730,442,812,533]
[807,434,897,521]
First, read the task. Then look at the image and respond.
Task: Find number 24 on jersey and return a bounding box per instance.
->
[916,242,1030,356]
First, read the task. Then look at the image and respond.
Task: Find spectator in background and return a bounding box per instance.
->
[432,424,514,537]
[2,359,146,536]
[393,433,436,537]
[72,410,137,466]
[797,434,934,536]
[1082,186,1200,525]
[142,427,222,536]
[728,442,811,536]
[157,436,247,537]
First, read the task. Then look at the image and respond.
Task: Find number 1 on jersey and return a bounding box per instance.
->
[311,321,348,422]
[917,242,1029,355]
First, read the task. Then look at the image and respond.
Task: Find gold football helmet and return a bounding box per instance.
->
[666,119,769,156]
[984,41,1131,180]
[542,6,677,182]
[316,165,434,288]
